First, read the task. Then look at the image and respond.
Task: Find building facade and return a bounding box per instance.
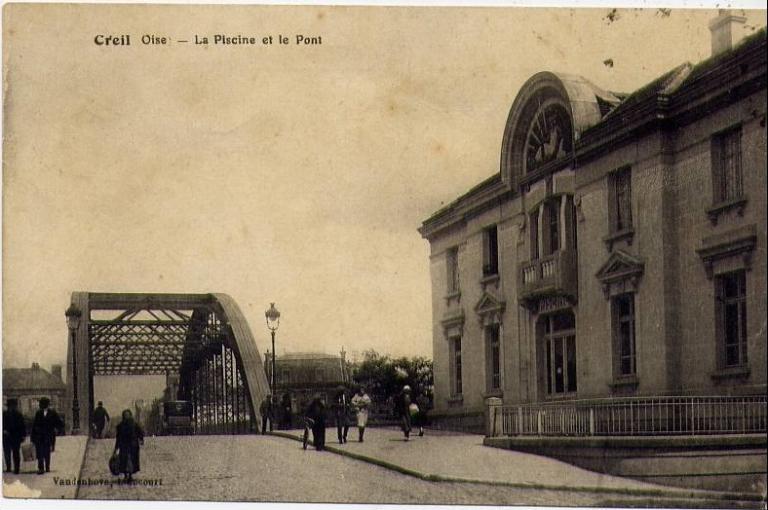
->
[420,16,766,422]
[264,350,352,422]
[3,362,67,418]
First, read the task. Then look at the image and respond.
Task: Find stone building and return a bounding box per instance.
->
[419,15,766,426]
[3,362,67,418]
[264,350,352,422]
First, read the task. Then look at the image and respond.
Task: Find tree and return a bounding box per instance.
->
[352,350,433,415]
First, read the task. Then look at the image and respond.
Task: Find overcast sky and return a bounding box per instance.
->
[3,5,766,371]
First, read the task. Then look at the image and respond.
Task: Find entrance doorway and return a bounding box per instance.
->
[538,311,577,397]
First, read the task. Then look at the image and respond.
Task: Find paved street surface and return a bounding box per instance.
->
[2,436,89,499]
[281,426,677,492]
[74,433,761,507]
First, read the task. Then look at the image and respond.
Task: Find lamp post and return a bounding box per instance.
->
[265,303,281,401]
[65,303,82,434]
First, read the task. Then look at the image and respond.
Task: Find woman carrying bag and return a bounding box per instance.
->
[112,409,144,482]
[350,386,371,443]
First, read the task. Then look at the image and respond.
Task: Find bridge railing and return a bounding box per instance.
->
[490,395,767,437]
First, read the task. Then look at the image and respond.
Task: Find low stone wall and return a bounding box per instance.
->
[428,412,485,434]
[484,434,767,494]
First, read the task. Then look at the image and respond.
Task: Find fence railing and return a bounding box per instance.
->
[493,395,767,437]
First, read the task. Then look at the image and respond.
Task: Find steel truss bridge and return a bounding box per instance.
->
[66,292,269,435]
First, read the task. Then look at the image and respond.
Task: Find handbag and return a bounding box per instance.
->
[109,451,120,476]
[21,443,36,462]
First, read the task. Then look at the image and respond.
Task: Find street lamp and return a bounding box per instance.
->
[65,303,82,434]
[265,303,281,400]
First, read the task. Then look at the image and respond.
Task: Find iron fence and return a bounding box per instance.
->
[496,395,767,437]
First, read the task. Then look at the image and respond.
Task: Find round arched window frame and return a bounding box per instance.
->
[522,98,573,175]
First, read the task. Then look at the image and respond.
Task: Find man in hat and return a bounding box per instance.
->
[31,397,63,474]
[332,385,351,444]
[92,401,110,439]
[259,394,274,434]
[3,398,26,474]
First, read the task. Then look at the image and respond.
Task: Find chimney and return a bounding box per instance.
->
[31,362,40,370]
[51,364,63,381]
[709,9,747,57]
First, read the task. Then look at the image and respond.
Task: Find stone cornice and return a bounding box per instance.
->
[574,31,766,165]
[419,175,511,241]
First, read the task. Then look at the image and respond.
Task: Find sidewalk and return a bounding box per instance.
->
[2,435,89,499]
[271,427,760,502]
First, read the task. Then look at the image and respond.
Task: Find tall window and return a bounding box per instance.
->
[716,270,747,368]
[446,247,459,293]
[609,167,633,233]
[486,324,501,391]
[712,127,743,204]
[545,200,560,255]
[531,196,576,259]
[612,294,637,377]
[569,196,578,251]
[541,312,577,395]
[483,226,499,276]
[530,209,539,260]
[451,337,463,396]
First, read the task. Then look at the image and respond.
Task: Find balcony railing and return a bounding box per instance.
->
[492,395,767,437]
[518,249,577,303]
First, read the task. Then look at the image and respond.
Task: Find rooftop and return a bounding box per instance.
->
[3,363,66,391]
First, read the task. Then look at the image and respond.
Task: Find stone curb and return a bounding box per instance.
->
[73,435,91,500]
[267,431,765,504]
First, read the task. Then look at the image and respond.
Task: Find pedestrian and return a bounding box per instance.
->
[302,414,312,450]
[30,397,63,474]
[332,386,351,444]
[113,409,144,482]
[395,385,413,441]
[304,394,326,451]
[415,387,430,437]
[259,394,274,434]
[3,398,26,474]
[92,401,110,439]
[279,393,293,430]
[350,386,371,443]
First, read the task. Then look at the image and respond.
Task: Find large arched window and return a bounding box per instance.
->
[500,72,619,191]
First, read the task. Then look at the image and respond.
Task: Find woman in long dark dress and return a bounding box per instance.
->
[113,409,144,481]
[304,395,326,451]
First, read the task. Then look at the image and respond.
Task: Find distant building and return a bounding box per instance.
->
[3,362,67,418]
[264,349,352,421]
[419,16,766,430]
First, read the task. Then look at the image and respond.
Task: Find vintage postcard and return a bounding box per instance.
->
[2,3,766,509]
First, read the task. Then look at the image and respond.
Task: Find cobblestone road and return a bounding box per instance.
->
[76,435,757,507]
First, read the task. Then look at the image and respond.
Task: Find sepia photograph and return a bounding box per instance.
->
[2,2,766,509]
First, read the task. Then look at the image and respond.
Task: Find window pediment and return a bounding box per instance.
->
[474,292,506,326]
[696,224,756,279]
[595,250,645,299]
[441,310,465,339]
